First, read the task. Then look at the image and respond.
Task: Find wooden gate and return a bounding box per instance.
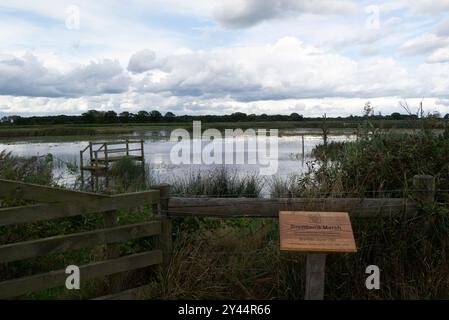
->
[0,179,169,299]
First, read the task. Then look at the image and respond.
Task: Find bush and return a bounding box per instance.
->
[310,128,449,196]
[108,156,147,192]
[0,150,53,185]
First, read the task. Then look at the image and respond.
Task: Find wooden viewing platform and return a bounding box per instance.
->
[80,139,145,188]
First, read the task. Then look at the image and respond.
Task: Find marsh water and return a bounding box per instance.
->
[0,128,356,188]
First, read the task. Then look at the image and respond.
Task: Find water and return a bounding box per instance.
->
[0,129,355,188]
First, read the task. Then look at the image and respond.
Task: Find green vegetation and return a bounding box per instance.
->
[1,108,448,138]
[310,125,449,197]
[1,119,447,138]
[170,167,262,198]
[108,157,148,192]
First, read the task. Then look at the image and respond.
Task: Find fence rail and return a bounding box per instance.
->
[167,197,417,218]
[0,179,166,300]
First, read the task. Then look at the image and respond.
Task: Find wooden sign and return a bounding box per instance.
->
[279,211,357,253]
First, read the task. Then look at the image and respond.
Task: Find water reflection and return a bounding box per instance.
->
[0,130,355,189]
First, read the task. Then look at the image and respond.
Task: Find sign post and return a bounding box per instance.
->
[279,211,357,300]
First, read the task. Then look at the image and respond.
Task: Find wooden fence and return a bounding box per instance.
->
[0,179,169,300]
[0,175,436,299]
[166,175,435,218]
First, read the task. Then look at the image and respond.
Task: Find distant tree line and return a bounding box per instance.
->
[1,109,447,125]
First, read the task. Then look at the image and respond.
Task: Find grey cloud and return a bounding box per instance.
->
[213,0,357,28]
[214,1,277,28]
[128,49,160,73]
[399,33,449,55]
[61,60,130,96]
[0,53,130,98]
[436,19,449,37]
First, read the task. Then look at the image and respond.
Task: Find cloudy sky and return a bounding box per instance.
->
[1,0,449,117]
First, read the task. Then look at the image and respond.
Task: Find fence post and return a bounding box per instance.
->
[104,143,109,188]
[152,184,172,267]
[80,150,84,187]
[305,253,326,300]
[140,139,145,174]
[301,135,305,160]
[413,175,435,205]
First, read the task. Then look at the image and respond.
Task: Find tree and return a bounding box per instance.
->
[119,111,132,123]
[150,110,162,122]
[0,115,21,124]
[104,110,117,123]
[136,110,149,122]
[230,112,247,121]
[164,112,176,122]
[290,112,303,121]
[390,112,401,120]
[363,101,374,117]
[81,110,102,123]
[428,111,441,119]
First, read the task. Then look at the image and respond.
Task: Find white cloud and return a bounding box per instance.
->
[405,0,449,15]
[135,37,416,101]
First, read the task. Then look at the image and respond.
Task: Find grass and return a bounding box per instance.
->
[170,167,262,198]
[0,150,53,185]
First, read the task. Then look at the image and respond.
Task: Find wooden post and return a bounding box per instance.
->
[104,143,109,188]
[140,139,145,175]
[80,150,84,188]
[89,142,94,190]
[413,175,435,205]
[94,151,99,190]
[89,142,93,164]
[301,135,305,159]
[126,139,129,156]
[152,184,172,267]
[103,210,121,293]
[305,253,326,300]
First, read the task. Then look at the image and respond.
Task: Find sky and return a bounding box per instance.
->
[1,0,449,117]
